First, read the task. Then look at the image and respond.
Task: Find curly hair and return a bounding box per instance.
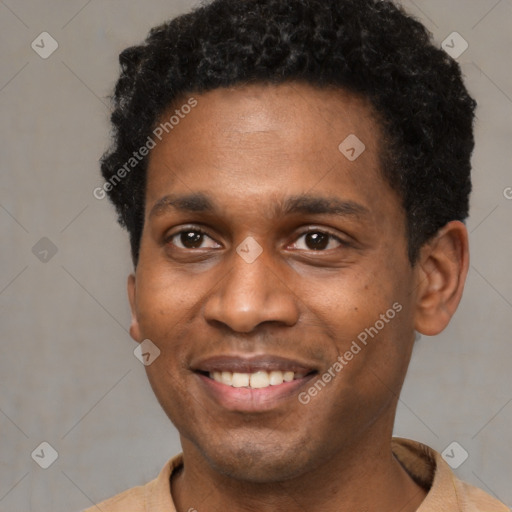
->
[100,0,476,266]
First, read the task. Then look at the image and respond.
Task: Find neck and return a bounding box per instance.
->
[171,433,427,512]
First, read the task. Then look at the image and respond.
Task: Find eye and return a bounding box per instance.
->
[290,230,347,251]
[166,228,221,250]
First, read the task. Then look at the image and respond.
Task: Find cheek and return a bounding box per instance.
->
[144,361,201,434]
[305,270,393,331]
[306,266,412,377]
[134,288,193,392]
[135,266,191,330]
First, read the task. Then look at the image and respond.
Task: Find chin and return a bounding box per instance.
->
[209,453,308,483]
[197,435,316,483]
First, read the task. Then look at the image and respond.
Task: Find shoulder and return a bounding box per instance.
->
[81,453,183,512]
[458,480,510,512]
[82,484,146,512]
[391,438,509,512]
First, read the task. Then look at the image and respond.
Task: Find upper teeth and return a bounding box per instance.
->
[209,370,305,388]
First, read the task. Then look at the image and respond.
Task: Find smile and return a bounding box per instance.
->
[191,354,320,411]
[208,370,310,389]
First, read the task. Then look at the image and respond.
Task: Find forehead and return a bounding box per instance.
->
[144,82,399,223]
[150,82,381,159]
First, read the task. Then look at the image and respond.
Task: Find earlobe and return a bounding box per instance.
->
[414,221,469,336]
[127,274,142,343]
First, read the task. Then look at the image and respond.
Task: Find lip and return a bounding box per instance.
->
[191,354,320,412]
[191,354,318,374]
[195,371,318,412]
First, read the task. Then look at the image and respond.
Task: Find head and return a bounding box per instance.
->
[100,0,475,483]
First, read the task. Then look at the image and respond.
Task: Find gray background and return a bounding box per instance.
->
[0,0,511,510]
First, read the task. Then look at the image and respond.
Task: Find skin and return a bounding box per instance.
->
[127,82,469,512]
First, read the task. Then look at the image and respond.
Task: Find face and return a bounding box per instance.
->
[129,83,421,483]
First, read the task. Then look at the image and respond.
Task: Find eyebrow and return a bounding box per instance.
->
[149,192,370,220]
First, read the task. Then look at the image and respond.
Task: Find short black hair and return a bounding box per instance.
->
[100,0,476,266]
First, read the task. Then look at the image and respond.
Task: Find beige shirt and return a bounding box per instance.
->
[83,438,509,511]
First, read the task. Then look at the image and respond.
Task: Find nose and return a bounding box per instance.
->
[203,248,300,333]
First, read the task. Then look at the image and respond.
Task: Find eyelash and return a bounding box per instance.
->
[164,226,350,251]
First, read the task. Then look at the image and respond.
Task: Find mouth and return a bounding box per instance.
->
[191,354,319,411]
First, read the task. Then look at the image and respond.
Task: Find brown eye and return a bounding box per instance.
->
[167,228,220,250]
[304,232,329,250]
[290,230,346,251]
[181,231,204,248]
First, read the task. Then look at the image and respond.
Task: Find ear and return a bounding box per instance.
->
[413,220,469,336]
[127,274,142,343]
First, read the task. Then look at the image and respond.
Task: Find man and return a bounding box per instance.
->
[85,0,508,510]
